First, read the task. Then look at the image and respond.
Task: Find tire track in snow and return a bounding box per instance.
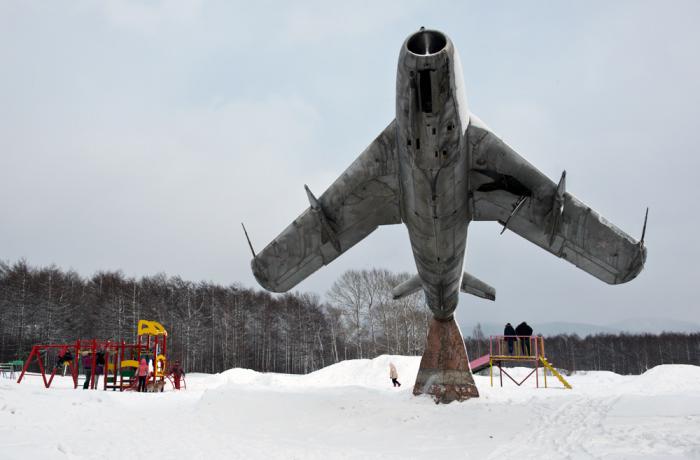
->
[485,394,618,460]
[539,395,618,459]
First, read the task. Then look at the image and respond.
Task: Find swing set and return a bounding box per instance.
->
[17,320,184,391]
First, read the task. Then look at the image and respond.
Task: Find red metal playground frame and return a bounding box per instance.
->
[17,320,173,391]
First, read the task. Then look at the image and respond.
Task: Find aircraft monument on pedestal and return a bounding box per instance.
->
[247,28,647,403]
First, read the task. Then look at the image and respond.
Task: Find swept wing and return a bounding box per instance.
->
[468,117,646,284]
[252,121,401,292]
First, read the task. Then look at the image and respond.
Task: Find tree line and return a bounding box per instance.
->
[0,260,428,374]
[1,259,698,375]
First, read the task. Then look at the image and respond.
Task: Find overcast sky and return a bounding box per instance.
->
[1,1,698,331]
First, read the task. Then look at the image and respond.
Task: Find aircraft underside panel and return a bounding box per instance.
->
[467,122,646,284]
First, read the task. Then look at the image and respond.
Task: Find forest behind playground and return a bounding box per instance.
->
[1,259,699,376]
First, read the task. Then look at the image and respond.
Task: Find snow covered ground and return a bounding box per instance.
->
[2,356,700,459]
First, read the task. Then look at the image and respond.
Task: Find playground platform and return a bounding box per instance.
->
[469,335,571,389]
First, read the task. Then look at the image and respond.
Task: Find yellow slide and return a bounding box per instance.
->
[539,357,572,389]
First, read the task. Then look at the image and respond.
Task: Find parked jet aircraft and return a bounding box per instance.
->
[248,28,647,320]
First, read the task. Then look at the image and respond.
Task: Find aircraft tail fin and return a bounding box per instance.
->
[391,274,422,300]
[391,272,496,302]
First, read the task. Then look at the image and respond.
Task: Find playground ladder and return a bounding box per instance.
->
[539,357,572,389]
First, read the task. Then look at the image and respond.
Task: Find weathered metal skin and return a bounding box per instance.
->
[250,28,647,321]
[395,30,470,320]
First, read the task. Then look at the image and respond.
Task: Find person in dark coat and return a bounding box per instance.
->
[55,347,72,372]
[515,322,533,355]
[94,349,105,389]
[60,349,73,376]
[82,351,93,389]
[503,323,516,354]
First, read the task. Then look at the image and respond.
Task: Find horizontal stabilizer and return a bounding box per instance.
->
[460,272,496,301]
[391,274,422,300]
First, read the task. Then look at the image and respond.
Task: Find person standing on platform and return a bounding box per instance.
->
[503,323,516,355]
[515,321,533,356]
[389,362,401,387]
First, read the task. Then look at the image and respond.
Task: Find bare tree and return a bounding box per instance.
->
[327,270,367,358]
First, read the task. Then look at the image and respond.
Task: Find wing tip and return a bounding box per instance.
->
[605,244,647,285]
[250,257,288,293]
[624,244,647,283]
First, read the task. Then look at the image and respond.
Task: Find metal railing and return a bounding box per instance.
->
[489,335,545,359]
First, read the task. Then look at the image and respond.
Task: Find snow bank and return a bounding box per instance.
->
[214,355,419,389]
[633,364,700,393]
[2,360,700,459]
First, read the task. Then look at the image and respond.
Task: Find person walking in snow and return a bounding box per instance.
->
[503,322,516,355]
[515,321,533,356]
[389,362,401,387]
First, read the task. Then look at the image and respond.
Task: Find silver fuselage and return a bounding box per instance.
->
[396,30,470,320]
[250,29,646,323]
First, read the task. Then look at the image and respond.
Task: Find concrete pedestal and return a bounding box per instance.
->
[413,317,479,403]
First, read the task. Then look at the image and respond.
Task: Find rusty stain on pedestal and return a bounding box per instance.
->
[413,317,479,403]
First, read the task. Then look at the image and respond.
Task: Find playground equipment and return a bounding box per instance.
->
[0,360,24,379]
[16,320,182,392]
[468,335,572,389]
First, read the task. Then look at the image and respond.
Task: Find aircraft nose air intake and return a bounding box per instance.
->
[406,30,447,55]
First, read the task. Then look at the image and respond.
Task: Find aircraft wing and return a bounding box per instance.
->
[467,117,646,284]
[251,120,401,292]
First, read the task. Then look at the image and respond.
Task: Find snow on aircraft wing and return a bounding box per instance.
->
[467,117,646,285]
[251,120,401,292]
